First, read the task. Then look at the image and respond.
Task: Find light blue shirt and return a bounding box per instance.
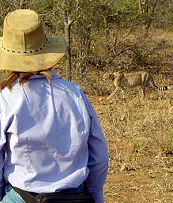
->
[0,72,108,203]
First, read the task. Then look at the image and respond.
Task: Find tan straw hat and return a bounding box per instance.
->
[0,9,66,72]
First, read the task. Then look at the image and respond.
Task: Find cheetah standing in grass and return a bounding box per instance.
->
[103,71,170,100]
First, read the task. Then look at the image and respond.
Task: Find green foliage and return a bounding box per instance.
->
[0,0,172,77]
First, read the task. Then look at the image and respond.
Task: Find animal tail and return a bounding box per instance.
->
[157,86,170,91]
[149,77,170,91]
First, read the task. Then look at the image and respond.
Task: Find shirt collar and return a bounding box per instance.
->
[28,72,61,80]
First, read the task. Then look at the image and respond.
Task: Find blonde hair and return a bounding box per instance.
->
[0,71,52,91]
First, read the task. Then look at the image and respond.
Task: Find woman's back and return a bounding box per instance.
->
[0,72,91,193]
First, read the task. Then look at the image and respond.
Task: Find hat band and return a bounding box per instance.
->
[0,37,49,55]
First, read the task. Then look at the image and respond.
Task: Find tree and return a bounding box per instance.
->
[138,0,148,14]
[0,0,172,76]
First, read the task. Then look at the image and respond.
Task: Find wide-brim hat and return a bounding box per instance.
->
[0,9,66,72]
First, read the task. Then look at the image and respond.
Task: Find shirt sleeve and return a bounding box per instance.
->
[80,91,109,203]
[0,107,6,201]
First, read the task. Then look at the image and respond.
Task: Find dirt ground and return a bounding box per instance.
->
[88,92,173,203]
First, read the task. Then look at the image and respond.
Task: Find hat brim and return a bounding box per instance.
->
[0,36,66,72]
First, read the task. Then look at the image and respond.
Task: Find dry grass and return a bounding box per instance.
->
[71,28,173,203]
[88,81,173,202]
[88,89,173,203]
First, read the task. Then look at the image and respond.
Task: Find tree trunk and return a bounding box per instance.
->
[64,11,74,81]
[19,0,27,9]
[144,0,158,37]
[138,0,148,14]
